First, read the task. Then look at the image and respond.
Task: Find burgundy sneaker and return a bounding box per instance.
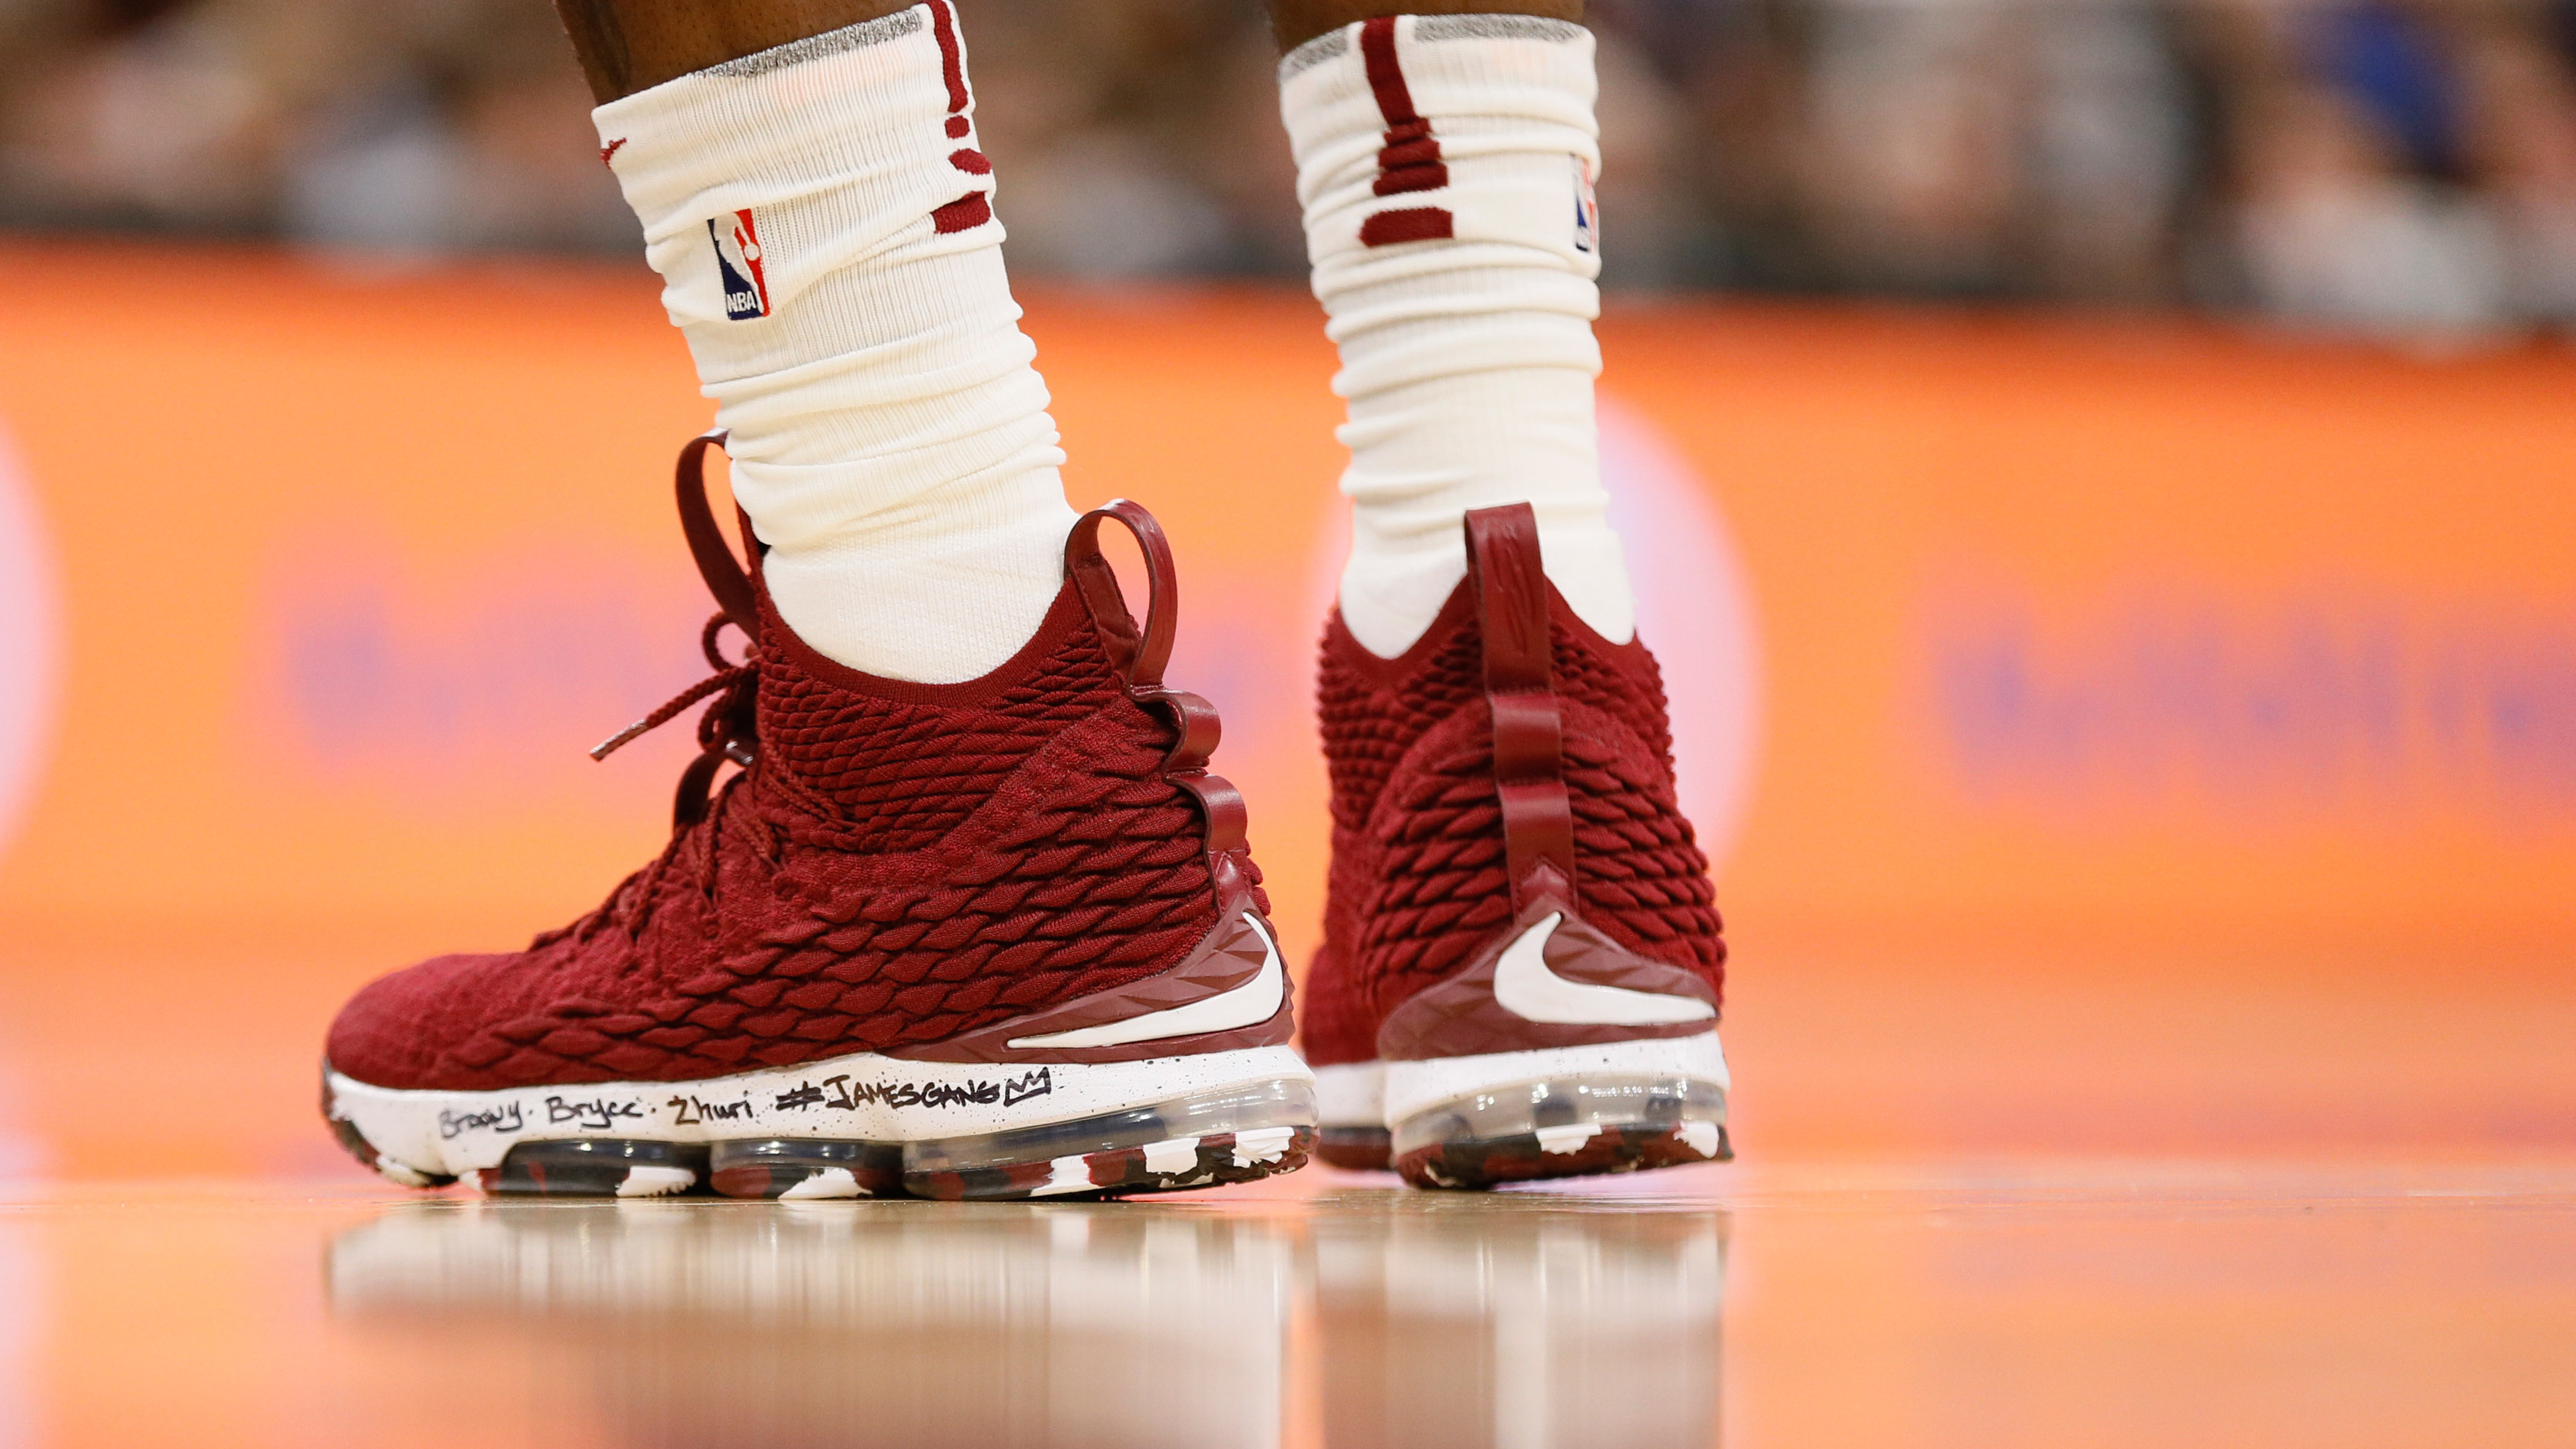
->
[323,433,1313,1200]
[1304,504,1730,1189]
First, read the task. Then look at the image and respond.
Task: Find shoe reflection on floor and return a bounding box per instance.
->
[330,1200,1293,1448]
[1314,1201,1727,1449]
[326,1193,1726,1449]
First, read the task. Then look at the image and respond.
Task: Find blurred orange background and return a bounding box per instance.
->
[1,238,2571,1181]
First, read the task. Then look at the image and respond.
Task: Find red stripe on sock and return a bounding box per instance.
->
[1356,18,1452,237]
[932,192,991,232]
[1373,160,1450,195]
[1373,119,1448,192]
[1360,207,1454,246]
[928,0,969,116]
[927,5,982,226]
[1358,17,1419,125]
[1376,123,1438,166]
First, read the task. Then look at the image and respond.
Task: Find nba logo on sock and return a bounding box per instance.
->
[1571,156,1597,254]
[709,209,771,321]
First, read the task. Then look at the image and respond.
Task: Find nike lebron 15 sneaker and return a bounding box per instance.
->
[1304,503,1729,1189]
[323,432,1313,1199]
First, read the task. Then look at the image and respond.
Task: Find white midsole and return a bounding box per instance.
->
[1313,1062,1385,1128]
[328,1044,1314,1179]
[1381,1034,1730,1126]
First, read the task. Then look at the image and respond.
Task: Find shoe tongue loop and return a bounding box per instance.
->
[675,429,762,639]
[590,432,766,832]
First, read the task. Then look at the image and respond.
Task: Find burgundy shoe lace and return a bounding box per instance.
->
[539,432,1263,950]
[591,611,760,815]
[539,431,771,946]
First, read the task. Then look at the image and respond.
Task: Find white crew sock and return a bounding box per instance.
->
[1281,15,1636,658]
[595,2,1075,683]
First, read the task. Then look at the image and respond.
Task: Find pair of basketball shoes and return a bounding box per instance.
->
[322,435,1730,1199]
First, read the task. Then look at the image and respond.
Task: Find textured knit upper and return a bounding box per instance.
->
[1303,581,1724,1066]
[328,584,1258,1092]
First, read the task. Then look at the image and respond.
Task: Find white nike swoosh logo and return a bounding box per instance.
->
[1492,913,1718,1026]
[1006,913,1285,1050]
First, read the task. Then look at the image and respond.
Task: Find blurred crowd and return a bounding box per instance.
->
[6,0,2576,334]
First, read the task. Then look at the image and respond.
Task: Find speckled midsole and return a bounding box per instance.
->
[1382,1035,1731,1167]
[1314,1062,1385,1128]
[326,1044,1315,1183]
[1382,1036,1730,1128]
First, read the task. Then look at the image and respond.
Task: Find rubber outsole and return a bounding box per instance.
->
[407,1126,1319,1201]
[908,1126,1314,1200]
[1322,1036,1733,1190]
[1314,1126,1393,1172]
[481,1139,706,1197]
[707,1139,905,1199]
[1393,1120,1732,1191]
[322,1045,1316,1201]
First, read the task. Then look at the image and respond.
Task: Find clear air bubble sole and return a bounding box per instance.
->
[1327,1036,1732,1189]
[324,1044,1315,1201]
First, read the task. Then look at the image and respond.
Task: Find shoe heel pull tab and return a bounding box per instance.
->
[1064,499,1178,691]
[1063,499,1220,762]
[676,430,762,638]
[1064,499,1254,899]
[1464,503,1577,911]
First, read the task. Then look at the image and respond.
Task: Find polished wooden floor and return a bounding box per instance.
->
[0,1155,2566,1448]
[0,917,2570,1446]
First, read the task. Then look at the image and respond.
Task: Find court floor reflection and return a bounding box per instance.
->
[324,1192,1727,1449]
[1313,1201,1724,1449]
[9,1163,2575,1445]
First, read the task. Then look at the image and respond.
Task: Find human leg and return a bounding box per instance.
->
[1267,0,1580,57]
[1271,1,1732,1186]
[321,2,1311,1198]
[578,0,1071,685]
[551,0,905,103]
